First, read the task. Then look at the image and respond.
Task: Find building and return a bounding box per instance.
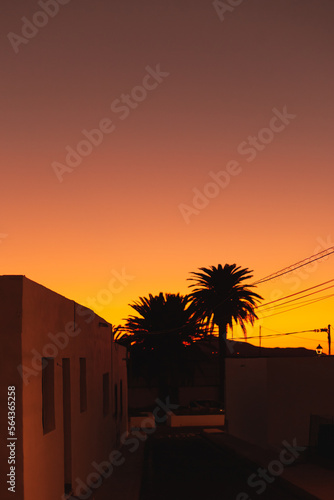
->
[0,276,128,500]
[127,338,315,411]
[226,357,334,452]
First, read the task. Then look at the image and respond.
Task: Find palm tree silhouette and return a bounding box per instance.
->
[123,293,202,403]
[188,264,263,406]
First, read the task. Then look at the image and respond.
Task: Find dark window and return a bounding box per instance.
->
[103,373,109,416]
[42,358,55,434]
[120,379,123,418]
[80,358,87,412]
[114,383,118,418]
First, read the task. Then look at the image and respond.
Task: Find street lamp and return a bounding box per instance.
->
[316,344,323,356]
[314,325,331,356]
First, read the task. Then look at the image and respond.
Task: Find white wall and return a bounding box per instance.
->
[267,357,334,448]
[112,342,128,444]
[226,357,334,450]
[226,358,268,448]
[0,276,128,500]
[21,277,116,499]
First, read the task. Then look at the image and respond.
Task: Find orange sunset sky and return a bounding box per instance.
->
[2,0,334,353]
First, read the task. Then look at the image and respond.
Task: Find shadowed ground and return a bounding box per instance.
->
[139,427,305,500]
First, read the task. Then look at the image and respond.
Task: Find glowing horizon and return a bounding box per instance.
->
[2,0,334,355]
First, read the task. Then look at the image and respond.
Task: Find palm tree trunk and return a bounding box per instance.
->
[169,359,180,406]
[158,372,169,402]
[218,323,227,408]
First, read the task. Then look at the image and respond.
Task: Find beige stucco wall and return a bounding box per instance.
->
[226,358,268,448]
[112,342,128,444]
[267,357,334,449]
[0,276,128,500]
[226,357,334,450]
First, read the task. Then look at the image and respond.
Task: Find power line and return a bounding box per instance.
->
[232,327,328,342]
[256,292,334,320]
[259,294,334,319]
[261,326,327,342]
[188,249,334,333]
[294,335,326,342]
[207,285,331,336]
[232,330,311,341]
[261,326,312,335]
[253,246,334,285]
[257,278,334,309]
[257,283,334,314]
[123,249,334,338]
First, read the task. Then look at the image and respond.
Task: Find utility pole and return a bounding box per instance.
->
[259,325,262,356]
[316,326,331,356]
